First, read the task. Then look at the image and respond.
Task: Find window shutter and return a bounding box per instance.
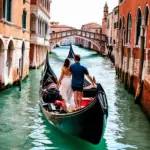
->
[3,0,6,18]
[7,0,12,21]
[22,10,27,29]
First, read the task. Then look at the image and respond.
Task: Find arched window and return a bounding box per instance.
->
[22,9,27,29]
[145,6,149,25]
[126,13,132,44]
[136,8,142,45]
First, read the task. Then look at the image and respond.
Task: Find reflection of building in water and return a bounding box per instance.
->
[0,0,30,89]
[75,22,102,51]
[50,22,75,46]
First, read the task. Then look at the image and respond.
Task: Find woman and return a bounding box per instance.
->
[56,58,73,109]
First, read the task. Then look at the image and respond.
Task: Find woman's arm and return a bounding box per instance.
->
[56,68,64,88]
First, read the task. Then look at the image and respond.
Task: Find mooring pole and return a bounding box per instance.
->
[19,58,22,91]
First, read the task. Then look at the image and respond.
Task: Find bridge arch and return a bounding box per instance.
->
[50,35,101,51]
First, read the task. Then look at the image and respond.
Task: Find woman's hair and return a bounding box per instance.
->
[63,58,70,68]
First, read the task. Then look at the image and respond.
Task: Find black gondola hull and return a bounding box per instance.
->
[40,93,107,145]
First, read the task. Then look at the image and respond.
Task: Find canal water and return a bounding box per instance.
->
[0,45,150,150]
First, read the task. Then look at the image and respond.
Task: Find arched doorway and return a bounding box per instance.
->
[0,39,4,85]
[7,40,14,77]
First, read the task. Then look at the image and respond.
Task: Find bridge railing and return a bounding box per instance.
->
[50,29,106,42]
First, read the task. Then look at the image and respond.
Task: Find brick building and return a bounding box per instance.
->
[116,0,150,118]
[29,0,51,68]
[75,23,102,51]
[0,0,30,89]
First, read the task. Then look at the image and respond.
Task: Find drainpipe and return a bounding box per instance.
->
[135,25,146,103]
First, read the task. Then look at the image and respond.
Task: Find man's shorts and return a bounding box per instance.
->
[72,86,83,92]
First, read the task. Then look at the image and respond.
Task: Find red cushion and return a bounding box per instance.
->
[55,100,66,108]
[81,97,94,106]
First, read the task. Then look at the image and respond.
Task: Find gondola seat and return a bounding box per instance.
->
[81,97,94,107]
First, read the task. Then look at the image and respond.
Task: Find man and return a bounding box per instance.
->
[70,54,96,109]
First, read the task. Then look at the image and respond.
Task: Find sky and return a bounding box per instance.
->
[51,0,118,29]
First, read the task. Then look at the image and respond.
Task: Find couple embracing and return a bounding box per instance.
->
[57,54,96,110]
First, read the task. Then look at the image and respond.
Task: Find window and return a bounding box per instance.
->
[126,13,132,44]
[113,40,116,44]
[110,37,112,44]
[145,6,149,26]
[2,0,6,18]
[114,9,118,15]
[22,9,27,29]
[136,8,142,45]
[107,19,109,29]
[119,18,122,30]
[120,0,124,3]
[47,1,49,10]
[45,23,48,35]
[106,37,108,44]
[3,0,12,21]
[114,22,118,29]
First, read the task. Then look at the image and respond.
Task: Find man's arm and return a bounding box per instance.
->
[86,75,96,88]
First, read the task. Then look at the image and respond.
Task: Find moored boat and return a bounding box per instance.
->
[39,46,108,144]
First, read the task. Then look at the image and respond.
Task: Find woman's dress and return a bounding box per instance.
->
[59,75,73,108]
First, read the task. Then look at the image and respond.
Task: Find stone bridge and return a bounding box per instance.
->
[50,29,106,52]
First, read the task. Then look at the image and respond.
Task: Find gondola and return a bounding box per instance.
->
[39,45,108,145]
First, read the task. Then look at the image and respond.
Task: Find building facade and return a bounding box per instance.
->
[102,3,119,59]
[75,23,102,51]
[116,0,150,118]
[0,0,30,89]
[106,12,113,53]
[30,0,51,68]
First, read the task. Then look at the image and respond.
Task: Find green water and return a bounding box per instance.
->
[0,45,150,150]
